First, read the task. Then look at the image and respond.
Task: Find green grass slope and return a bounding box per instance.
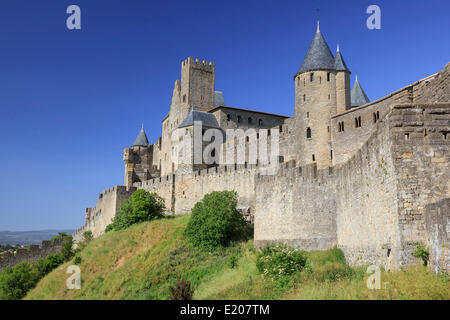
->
[26,215,449,300]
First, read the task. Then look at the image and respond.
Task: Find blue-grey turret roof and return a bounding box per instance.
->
[295,22,336,78]
[351,76,370,108]
[334,44,350,72]
[132,127,150,147]
[178,108,221,129]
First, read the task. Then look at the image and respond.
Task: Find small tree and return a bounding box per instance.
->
[110,190,165,231]
[185,191,250,251]
[0,262,40,300]
[169,278,193,300]
[61,234,74,262]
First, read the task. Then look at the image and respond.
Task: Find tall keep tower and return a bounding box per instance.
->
[294,22,351,168]
[180,57,215,113]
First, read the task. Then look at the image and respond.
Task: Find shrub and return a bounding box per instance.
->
[110,190,165,231]
[0,262,40,300]
[169,278,193,300]
[61,235,74,262]
[412,244,429,266]
[228,255,238,269]
[105,224,114,233]
[185,191,250,251]
[83,231,93,243]
[256,244,307,280]
[74,256,82,265]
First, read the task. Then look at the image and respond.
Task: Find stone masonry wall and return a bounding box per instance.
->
[0,238,63,271]
[390,103,450,267]
[425,198,450,274]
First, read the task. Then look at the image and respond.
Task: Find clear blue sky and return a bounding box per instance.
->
[0,0,448,231]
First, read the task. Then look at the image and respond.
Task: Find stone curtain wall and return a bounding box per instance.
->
[0,239,63,271]
[425,199,450,274]
[255,162,338,251]
[390,103,450,267]
[73,186,136,241]
[331,62,449,166]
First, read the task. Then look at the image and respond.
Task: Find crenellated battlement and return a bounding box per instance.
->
[0,238,63,271]
[182,56,215,69]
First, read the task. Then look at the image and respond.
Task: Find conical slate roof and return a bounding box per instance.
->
[295,26,335,77]
[178,109,221,129]
[132,127,150,147]
[351,77,370,108]
[334,45,350,72]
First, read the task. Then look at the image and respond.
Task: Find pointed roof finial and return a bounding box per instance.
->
[356,74,358,82]
[316,8,320,32]
[141,123,144,130]
[337,43,340,52]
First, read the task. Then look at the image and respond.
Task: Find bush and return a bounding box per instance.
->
[412,244,429,266]
[185,191,250,251]
[228,255,238,269]
[256,244,307,280]
[61,235,74,262]
[74,256,82,265]
[109,190,165,231]
[0,262,40,300]
[169,278,193,300]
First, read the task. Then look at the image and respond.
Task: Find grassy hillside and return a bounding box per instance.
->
[26,215,449,300]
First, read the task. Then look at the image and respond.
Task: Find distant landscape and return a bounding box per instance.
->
[0,230,75,246]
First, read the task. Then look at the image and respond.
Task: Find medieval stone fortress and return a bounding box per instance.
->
[73,23,450,274]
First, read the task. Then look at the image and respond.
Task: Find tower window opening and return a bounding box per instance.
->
[405,133,410,140]
[227,114,231,121]
[303,94,306,102]
[279,125,283,133]
[306,127,312,139]
[355,116,362,128]
[237,115,242,123]
[443,132,448,140]
[312,154,315,161]
[377,111,380,121]
[373,113,377,123]
[327,72,330,82]
[183,94,186,103]
[310,73,314,82]
[319,76,322,84]
[328,94,330,100]
[328,126,330,132]
[306,112,309,118]
[330,150,333,160]
[248,117,252,124]
[258,119,263,126]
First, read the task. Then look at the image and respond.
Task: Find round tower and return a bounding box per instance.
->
[294,22,341,169]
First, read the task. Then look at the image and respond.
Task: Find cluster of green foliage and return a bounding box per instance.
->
[184,191,251,251]
[0,233,76,300]
[106,190,165,231]
[256,244,307,280]
[412,243,430,266]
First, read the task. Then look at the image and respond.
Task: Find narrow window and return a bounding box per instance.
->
[303,94,306,102]
[327,72,330,81]
[248,117,252,124]
[338,122,342,132]
[327,126,330,132]
[306,127,312,139]
[312,154,315,161]
[377,111,380,120]
[211,149,215,158]
[310,73,314,82]
[237,116,241,123]
[319,76,322,84]
[279,125,283,132]
[328,94,330,100]
[342,122,345,132]
[258,119,263,126]
[227,114,231,121]
[330,150,333,160]
[405,133,409,140]
[373,113,377,123]
[183,94,186,103]
[359,117,362,127]
[355,118,358,128]
[306,112,309,118]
